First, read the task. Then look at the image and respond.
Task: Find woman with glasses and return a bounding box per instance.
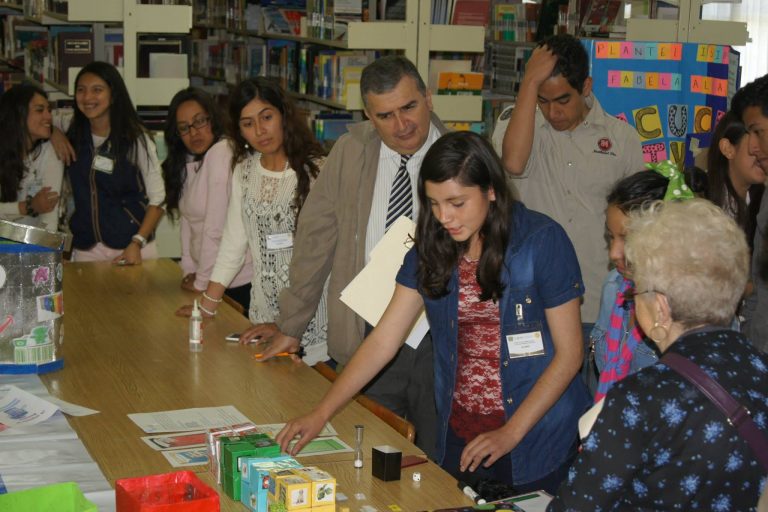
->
[589,165,705,401]
[176,78,329,365]
[162,87,252,312]
[0,82,63,230]
[549,199,768,510]
[65,61,165,263]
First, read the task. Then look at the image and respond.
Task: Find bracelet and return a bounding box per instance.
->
[202,291,223,303]
[131,233,148,248]
[198,303,217,317]
[25,195,38,218]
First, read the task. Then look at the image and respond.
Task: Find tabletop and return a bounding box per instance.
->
[41,259,471,511]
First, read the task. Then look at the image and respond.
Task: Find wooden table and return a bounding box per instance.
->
[42,259,470,511]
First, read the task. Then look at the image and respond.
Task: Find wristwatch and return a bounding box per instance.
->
[25,195,38,218]
[131,233,148,248]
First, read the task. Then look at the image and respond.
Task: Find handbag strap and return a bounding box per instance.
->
[662,352,768,472]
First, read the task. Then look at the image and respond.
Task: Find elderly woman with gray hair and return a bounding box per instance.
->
[549,199,768,511]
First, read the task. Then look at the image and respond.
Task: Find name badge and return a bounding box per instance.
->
[266,232,293,250]
[93,155,115,173]
[505,331,545,359]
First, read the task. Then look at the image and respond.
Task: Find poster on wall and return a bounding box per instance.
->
[585,39,741,168]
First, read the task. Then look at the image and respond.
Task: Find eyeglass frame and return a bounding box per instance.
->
[177,115,211,136]
[623,287,658,302]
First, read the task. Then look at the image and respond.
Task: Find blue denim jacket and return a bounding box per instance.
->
[591,269,658,376]
[396,203,591,485]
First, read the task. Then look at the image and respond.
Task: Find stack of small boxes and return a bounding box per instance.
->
[220,433,281,502]
[266,466,336,512]
[207,424,336,512]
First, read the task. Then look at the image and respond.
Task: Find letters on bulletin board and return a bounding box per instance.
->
[585,40,741,168]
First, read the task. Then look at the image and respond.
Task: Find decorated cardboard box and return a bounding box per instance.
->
[208,422,261,483]
[272,474,311,511]
[0,221,67,374]
[240,455,301,512]
[292,467,335,506]
[221,433,280,500]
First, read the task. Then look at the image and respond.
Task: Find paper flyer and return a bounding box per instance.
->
[0,385,59,429]
[162,447,210,467]
[289,436,354,457]
[252,422,337,440]
[128,406,250,433]
[141,431,207,451]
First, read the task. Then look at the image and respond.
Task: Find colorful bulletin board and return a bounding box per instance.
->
[584,39,741,168]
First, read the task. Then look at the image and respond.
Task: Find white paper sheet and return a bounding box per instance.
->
[0,411,76,442]
[44,396,99,417]
[162,447,210,467]
[0,438,94,468]
[0,385,59,428]
[252,422,337,440]
[141,431,207,451]
[128,405,251,433]
[340,216,429,349]
[0,374,99,417]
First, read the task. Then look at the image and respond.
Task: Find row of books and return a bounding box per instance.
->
[0,68,25,94]
[311,110,354,144]
[491,2,539,42]
[191,34,376,105]
[485,41,533,94]
[191,32,266,83]
[301,47,375,102]
[432,0,490,26]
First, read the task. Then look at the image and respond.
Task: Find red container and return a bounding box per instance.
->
[116,471,220,512]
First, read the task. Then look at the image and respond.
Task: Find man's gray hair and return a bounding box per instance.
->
[360,55,427,107]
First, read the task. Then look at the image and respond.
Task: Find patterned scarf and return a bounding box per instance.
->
[594,277,645,402]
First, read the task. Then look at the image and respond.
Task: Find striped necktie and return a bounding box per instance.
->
[385,154,413,231]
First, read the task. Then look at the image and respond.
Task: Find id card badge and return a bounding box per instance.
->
[505,331,546,359]
[266,232,293,250]
[93,155,115,174]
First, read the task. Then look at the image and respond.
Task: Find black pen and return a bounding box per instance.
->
[457,480,486,505]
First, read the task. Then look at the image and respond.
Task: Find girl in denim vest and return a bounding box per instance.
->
[276,131,590,494]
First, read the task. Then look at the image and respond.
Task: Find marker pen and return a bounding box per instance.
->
[457,481,486,505]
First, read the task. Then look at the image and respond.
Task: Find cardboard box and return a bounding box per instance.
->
[0,220,67,375]
[293,467,335,506]
[207,422,260,483]
[276,476,311,510]
[240,456,301,512]
[221,433,280,500]
[268,469,297,505]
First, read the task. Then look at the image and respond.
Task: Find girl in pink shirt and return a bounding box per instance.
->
[162,87,252,312]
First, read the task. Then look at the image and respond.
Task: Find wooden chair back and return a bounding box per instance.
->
[313,362,416,443]
[222,294,245,315]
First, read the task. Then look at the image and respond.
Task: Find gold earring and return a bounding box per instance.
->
[650,321,668,343]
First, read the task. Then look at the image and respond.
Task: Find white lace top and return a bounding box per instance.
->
[211,153,328,364]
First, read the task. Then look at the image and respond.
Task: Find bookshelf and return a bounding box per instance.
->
[626,0,748,46]
[191,0,484,121]
[419,0,485,121]
[7,0,192,105]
